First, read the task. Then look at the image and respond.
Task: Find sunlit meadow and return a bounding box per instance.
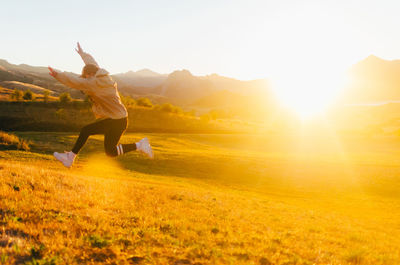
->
[1,131,400,264]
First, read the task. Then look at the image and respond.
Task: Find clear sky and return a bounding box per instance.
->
[2,0,400,80]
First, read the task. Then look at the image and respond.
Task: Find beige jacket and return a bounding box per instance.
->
[55,52,128,120]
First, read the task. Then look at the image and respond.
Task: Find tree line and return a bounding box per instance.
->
[9,89,233,120]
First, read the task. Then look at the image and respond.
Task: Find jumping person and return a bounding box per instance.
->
[48,42,153,168]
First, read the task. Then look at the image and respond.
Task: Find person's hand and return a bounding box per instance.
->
[48,66,57,77]
[75,42,84,55]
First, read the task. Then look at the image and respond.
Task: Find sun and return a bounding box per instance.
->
[271,64,346,119]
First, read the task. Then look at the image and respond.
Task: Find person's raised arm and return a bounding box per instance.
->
[75,42,99,67]
[48,66,92,92]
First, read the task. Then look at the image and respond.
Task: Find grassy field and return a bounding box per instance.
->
[1,130,400,264]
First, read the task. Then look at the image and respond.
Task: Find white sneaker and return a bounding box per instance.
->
[136,137,154,159]
[53,151,76,168]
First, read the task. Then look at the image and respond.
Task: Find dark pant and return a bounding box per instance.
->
[72,117,136,157]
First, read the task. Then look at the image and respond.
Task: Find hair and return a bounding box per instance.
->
[81,64,99,78]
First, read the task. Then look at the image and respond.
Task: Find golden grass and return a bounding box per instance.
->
[0,131,30,151]
[0,87,14,101]
[1,132,400,264]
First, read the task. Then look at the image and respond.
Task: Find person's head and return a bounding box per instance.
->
[81,64,99,78]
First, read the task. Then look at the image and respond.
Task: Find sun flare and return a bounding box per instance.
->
[271,65,346,119]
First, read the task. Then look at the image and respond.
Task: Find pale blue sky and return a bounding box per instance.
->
[2,0,400,80]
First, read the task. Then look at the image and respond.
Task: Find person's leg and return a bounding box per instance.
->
[103,117,153,158]
[71,119,111,154]
[103,118,130,157]
[120,143,137,153]
[54,119,112,167]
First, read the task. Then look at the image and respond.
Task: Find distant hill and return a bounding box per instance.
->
[5,55,400,106]
[113,69,167,95]
[153,70,273,106]
[342,55,400,104]
[0,59,273,111]
[155,70,217,104]
[192,89,244,108]
[0,86,14,100]
[0,59,82,99]
[204,74,270,96]
[0,59,49,74]
[1,81,53,95]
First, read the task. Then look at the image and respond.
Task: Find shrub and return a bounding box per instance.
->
[136,97,153,108]
[10,89,23,101]
[43,90,50,102]
[87,235,110,248]
[200,113,211,122]
[0,131,30,151]
[158,103,183,114]
[185,109,196,116]
[59,92,72,104]
[121,95,136,107]
[23,89,34,101]
[208,109,231,120]
[159,103,173,113]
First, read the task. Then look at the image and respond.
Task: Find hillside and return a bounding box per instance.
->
[0,102,255,133]
[6,55,400,112]
[113,69,168,97]
[0,59,273,110]
[156,70,217,104]
[114,69,167,88]
[341,55,400,103]
[1,132,400,264]
[1,81,53,95]
[192,90,244,108]
[0,60,83,99]
[0,86,14,101]
[205,74,271,96]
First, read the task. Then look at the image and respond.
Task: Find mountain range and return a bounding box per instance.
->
[0,59,273,111]
[2,55,400,109]
[341,55,400,104]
